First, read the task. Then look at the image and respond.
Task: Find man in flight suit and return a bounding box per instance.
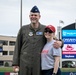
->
[12,6,63,75]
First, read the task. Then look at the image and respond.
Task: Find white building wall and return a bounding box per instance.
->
[0,35,16,66]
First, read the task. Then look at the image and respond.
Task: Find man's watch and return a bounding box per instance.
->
[52,73,56,75]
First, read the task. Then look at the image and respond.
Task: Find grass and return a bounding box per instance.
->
[0,67,13,72]
[0,67,76,72]
[61,68,76,72]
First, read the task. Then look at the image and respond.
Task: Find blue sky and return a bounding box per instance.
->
[0,0,76,36]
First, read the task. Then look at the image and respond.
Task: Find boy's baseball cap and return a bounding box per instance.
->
[45,25,56,33]
[30,6,40,13]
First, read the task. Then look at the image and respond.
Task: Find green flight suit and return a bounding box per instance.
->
[12,23,46,75]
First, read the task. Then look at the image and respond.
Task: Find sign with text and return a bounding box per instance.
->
[62,30,76,37]
[62,30,76,59]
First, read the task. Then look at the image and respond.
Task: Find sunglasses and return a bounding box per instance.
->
[44,28,53,33]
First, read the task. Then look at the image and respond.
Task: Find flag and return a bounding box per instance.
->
[59,20,64,24]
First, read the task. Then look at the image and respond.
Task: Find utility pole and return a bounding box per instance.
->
[20,0,22,28]
[75,19,76,29]
[58,20,64,68]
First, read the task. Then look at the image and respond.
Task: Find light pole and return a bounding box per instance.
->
[58,20,64,68]
[57,20,64,39]
[75,19,76,29]
[20,0,22,28]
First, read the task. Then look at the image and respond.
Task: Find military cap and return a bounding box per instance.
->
[30,6,40,13]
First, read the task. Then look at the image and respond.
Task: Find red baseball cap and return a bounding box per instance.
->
[45,25,56,33]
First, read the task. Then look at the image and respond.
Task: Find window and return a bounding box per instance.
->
[3,51,8,55]
[9,41,15,46]
[0,40,8,45]
[0,47,3,52]
[0,61,3,66]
